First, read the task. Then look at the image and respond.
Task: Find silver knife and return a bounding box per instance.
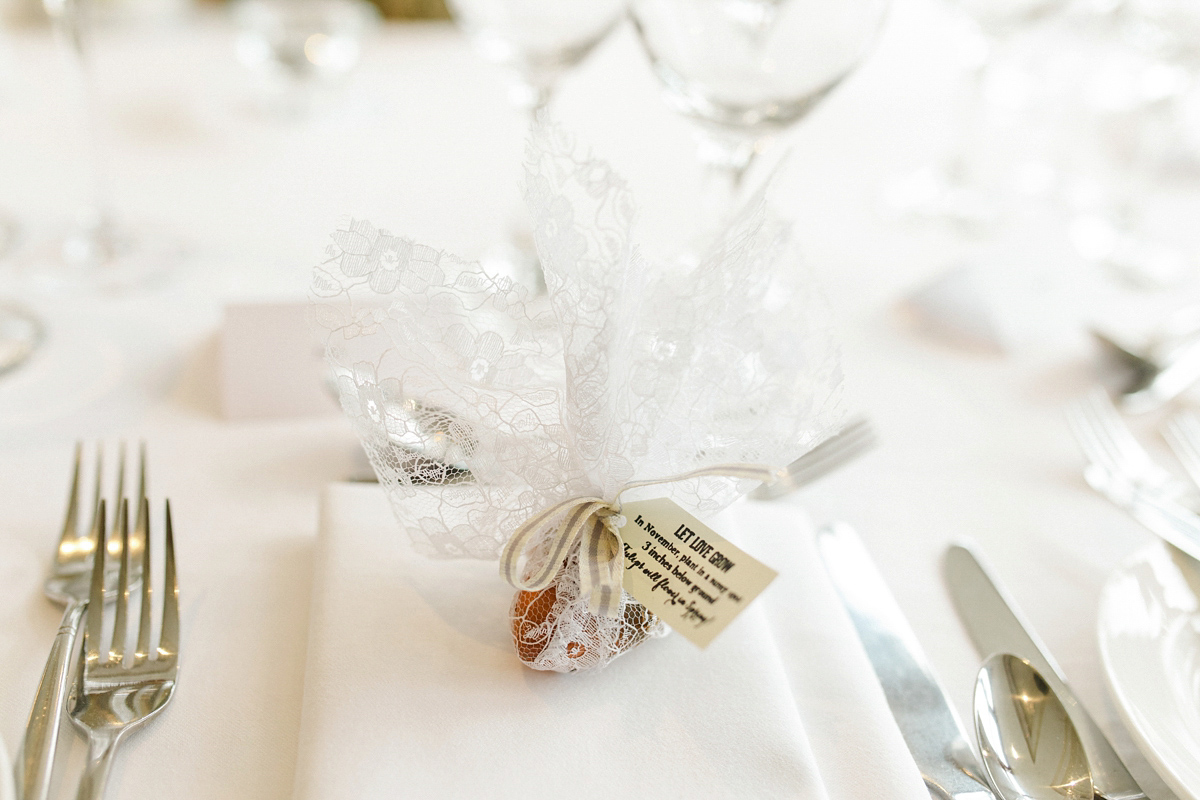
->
[817,523,997,800]
[944,543,1148,800]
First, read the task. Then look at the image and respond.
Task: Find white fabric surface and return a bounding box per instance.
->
[0,1,1195,798]
[0,733,13,800]
[294,484,927,800]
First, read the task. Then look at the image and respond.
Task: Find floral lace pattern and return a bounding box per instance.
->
[510,542,668,673]
[312,124,844,568]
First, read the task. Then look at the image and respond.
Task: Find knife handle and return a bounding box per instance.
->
[16,600,86,800]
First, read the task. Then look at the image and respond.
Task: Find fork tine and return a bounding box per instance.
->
[135,441,147,524]
[114,441,126,531]
[1089,391,1139,460]
[159,500,179,661]
[788,427,876,483]
[1178,415,1200,465]
[1067,406,1102,467]
[790,418,875,470]
[87,443,104,547]
[133,442,147,571]
[109,500,131,664]
[1166,413,1200,488]
[136,496,153,665]
[1068,400,1119,476]
[1090,390,1161,476]
[1071,398,1115,470]
[84,499,107,668]
[752,418,877,500]
[137,441,146,500]
[58,441,83,548]
[1080,392,1137,474]
[1079,393,1121,459]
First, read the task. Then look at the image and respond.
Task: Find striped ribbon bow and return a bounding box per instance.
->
[499,463,786,618]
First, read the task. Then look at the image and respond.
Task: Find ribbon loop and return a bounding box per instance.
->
[499,462,785,618]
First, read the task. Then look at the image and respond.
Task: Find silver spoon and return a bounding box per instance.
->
[974,653,1093,800]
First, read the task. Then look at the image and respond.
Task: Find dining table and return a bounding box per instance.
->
[0,0,1195,797]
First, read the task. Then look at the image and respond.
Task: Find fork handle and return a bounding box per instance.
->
[76,734,119,800]
[16,600,85,800]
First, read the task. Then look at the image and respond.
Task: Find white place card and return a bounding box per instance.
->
[219,302,340,419]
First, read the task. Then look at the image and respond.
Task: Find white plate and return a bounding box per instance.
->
[1098,542,1200,800]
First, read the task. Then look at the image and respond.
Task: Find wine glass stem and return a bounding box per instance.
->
[56,0,116,264]
[490,77,556,294]
[1110,98,1167,254]
[696,129,762,238]
[526,86,553,122]
[947,51,991,186]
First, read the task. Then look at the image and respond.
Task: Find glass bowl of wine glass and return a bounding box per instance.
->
[631,0,890,235]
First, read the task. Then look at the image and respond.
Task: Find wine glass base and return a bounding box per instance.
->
[0,303,43,377]
[23,222,190,293]
[0,216,19,259]
[479,238,546,295]
[1069,215,1192,290]
[883,166,999,235]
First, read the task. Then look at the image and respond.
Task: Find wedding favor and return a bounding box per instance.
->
[313,125,842,672]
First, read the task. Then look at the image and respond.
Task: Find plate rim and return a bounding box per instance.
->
[1097,540,1200,800]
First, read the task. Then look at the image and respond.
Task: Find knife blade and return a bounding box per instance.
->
[944,543,1147,800]
[817,523,996,800]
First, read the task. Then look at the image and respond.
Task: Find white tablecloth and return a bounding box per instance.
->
[0,1,1191,797]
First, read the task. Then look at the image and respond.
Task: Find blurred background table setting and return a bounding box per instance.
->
[5,0,1200,797]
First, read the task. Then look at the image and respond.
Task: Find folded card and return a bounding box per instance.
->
[220,302,340,419]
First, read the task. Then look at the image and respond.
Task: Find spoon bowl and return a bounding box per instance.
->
[974,653,1093,800]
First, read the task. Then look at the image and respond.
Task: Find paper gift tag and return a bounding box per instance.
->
[618,498,778,648]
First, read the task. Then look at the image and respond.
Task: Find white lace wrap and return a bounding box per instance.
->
[312,124,843,669]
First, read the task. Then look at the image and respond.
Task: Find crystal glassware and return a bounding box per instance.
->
[448,0,626,111]
[446,0,627,291]
[0,217,41,378]
[34,0,188,291]
[631,0,890,244]
[1064,0,1200,288]
[0,214,17,256]
[0,301,42,377]
[885,0,1066,232]
[234,0,379,118]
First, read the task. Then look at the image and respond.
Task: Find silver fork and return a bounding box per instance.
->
[1164,412,1200,490]
[1069,391,1200,560]
[17,444,145,800]
[71,496,178,800]
[749,416,878,500]
[1067,389,1185,496]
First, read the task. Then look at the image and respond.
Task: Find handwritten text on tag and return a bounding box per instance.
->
[618,498,778,648]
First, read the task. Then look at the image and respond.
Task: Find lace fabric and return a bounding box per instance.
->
[312,123,843,670]
[510,542,668,673]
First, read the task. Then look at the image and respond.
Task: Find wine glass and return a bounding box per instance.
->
[1064,0,1200,288]
[233,0,379,118]
[630,0,890,242]
[885,0,1066,232]
[448,0,626,111]
[0,301,43,377]
[34,0,188,291]
[0,216,42,377]
[446,0,628,290]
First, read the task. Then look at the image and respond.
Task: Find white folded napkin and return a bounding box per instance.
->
[294,484,929,800]
[735,502,931,800]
